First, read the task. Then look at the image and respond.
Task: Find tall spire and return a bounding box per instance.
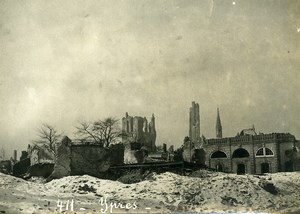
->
[216,108,222,138]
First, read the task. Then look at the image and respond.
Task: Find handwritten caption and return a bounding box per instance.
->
[56,197,138,213]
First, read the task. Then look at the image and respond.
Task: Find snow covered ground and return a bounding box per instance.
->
[0,171,300,213]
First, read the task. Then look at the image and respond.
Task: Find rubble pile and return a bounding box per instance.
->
[0,171,300,213]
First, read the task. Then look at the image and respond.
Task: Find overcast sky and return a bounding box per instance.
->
[0,0,299,158]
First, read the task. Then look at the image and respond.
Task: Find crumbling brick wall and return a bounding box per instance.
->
[122,113,156,152]
[70,145,111,177]
[29,163,54,177]
[12,158,30,177]
[123,141,145,164]
[47,136,72,180]
[182,140,195,162]
[48,137,125,180]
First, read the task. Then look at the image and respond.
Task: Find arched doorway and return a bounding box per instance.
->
[261,163,270,173]
[237,163,246,174]
[216,163,223,172]
[285,160,294,172]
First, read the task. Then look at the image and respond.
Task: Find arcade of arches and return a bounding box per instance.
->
[207,141,298,174]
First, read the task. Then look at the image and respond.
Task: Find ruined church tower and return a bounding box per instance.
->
[122,112,156,152]
[189,101,200,142]
[216,108,222,138]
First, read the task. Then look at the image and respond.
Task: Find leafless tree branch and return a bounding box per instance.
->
[33,123,62,154]
[75,117,120,147]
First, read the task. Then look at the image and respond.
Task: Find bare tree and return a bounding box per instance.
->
[75,117,120,147]
[33,123,62,154]
[75,121,102,143]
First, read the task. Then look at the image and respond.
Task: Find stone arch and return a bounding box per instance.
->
[210,150,228,159]
[232,148,249,158]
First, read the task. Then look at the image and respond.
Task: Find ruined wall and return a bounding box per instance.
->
[182,141,195,162]
[70,143,124,176]
[48,137,125,180]
[140,132,156,152]
[277,134,297,172]
[48,136,72,180]
[295,141,300,171]
[20,151,28,161]
[70,145,111,177]
[30,150,39,165]
[29,163,54,177]
[189,101,200,143]
[182,139,206,165]
[123,142,144,164]
[12,158,30,177]
[122,112,156,152]
[29,146,54,166]
[109,144,125,166]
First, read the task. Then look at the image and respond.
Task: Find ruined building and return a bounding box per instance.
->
[122,112,156,152]
[187,102,300,174]
[27,144,54,165]
[48,136,125,180]
[189,101,200,143]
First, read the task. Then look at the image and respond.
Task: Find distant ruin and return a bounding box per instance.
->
[3,103,300,180]
[46,136,125,180]
[189,102,200,143]
[122,112,156,152]
[121,112,157,164]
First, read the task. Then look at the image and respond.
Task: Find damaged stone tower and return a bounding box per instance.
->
[122,112,156,152]
[189,101,200,143]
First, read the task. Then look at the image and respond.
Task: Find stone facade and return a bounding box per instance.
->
[189,102,200,143]
[186,101,299,174]
[122,112,156,152]
[203,132,298,174]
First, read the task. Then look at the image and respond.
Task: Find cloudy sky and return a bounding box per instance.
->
[0,0,299,157]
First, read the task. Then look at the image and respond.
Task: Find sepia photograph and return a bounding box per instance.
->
[0,0,300,213]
